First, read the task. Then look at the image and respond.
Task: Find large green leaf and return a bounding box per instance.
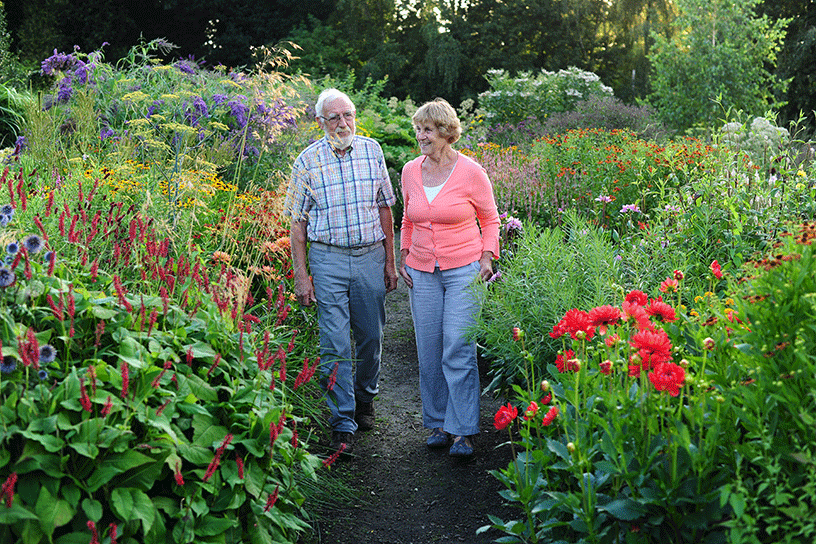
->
[116,488,156,534]
[195,515,238,536]
[34,485,75,539]
[597,498,648,521]
[86,450,155,492]
[0,503,39,523]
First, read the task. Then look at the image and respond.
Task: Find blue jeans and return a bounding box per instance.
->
[406,261,482,437]
[310,242,386,433]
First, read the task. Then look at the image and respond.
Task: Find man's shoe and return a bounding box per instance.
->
[330,431,354,455]
[355,401,375,432]
[449,436,474,457]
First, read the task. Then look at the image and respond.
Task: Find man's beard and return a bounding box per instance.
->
[327,128,354,150]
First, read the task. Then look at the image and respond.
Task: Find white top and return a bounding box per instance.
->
[423,180,448,203]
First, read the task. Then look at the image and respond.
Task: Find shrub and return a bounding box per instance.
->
[477,67,614,126]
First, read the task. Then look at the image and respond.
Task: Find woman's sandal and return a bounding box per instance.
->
[449,436,474,457]
[426,428,450,448]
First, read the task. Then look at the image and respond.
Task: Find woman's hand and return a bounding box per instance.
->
[399,249,413,288]
[478,251,494,282]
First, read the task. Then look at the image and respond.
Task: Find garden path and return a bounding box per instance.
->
[307,254,517,543]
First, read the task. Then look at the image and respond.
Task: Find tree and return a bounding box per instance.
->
[758,0,816,133]
[648,0,790,131]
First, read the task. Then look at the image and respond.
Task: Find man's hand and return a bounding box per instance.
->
[384,260,398,293]
[290,220,317,306]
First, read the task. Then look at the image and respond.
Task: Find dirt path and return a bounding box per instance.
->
[306,268,518,544]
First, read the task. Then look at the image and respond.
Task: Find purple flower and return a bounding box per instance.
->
[620,204,641,213]
[23,234,44,254]
[57,79,74,103]
[1,356,16,374]
[227,99,250,129]
[5,241,18,255]
[595,194,613,203]
[39,344,57,364]
[0,204,13,217]
[100,125,116,140]
[41,49,79,75]
[0,267,15,288]
[504,217,523,231]
[211,94,229,106]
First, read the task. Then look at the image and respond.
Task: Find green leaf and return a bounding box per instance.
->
[195,515,237,536]
[91,306,119,319]
[111,488,135,521]
[18,430,66,453]
[131,488,157,534]
[184,373,218,402]
[0,503,39,523]
[597,498,648,521]
[86,450,155,492]
[82,498,103,522]
[35,485,74,538]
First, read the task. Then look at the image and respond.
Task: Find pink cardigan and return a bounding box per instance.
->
[400,153,500,272]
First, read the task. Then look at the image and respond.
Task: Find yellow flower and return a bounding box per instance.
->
[122,91,149,103]
[797,170,806,177]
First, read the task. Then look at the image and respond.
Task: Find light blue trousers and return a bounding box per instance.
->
[310,243,386,434]
[407,261,482,437]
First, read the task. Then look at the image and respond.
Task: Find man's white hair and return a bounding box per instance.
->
[315,88,355,118]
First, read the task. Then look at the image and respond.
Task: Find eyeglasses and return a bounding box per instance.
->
[317,111,356,124]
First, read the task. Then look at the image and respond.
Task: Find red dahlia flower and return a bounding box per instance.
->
[494,403,518,430]
[588,305,622,334]
[645,298,678,322]
[648,362,686,396]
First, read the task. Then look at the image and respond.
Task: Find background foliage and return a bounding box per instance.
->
[1,0,814,135]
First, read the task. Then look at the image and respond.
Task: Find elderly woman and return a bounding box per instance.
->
[399,98,500,457]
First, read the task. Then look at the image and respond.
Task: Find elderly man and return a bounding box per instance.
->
[285,88,398,454]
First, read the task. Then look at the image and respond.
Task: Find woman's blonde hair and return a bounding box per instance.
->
[412,98,461,144]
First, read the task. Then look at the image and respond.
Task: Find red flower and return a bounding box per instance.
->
[264,485,280,512]
[512,327,523,342]
[644,298,678,322]
[174,462,184,486]
[523,401,539,420]
[630,329,673,369]
[79,376,93,413]
[120,361,130,399]
[101,396,112,416]
[494,403,518,430]
[621,301,653,331]
[599,360,613,375]
[541,406,559,426]
[588,305,622,334]
[87,521,100,544]
[659,277,679,293]
[236,456,245,479]
[541,392,552,404]
[1,472,17,507]
[323,443,346,468]
[673,269,684,281]
[624,290,649,306]
[555,349,579,373]
[711,260,723,279]
[648,362,686,396]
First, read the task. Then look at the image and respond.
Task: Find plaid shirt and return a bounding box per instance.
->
[286,135,396,248]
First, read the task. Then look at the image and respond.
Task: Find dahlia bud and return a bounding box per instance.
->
[703,337,715,351]
[567,442,576,453]
[540,380,550,392]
